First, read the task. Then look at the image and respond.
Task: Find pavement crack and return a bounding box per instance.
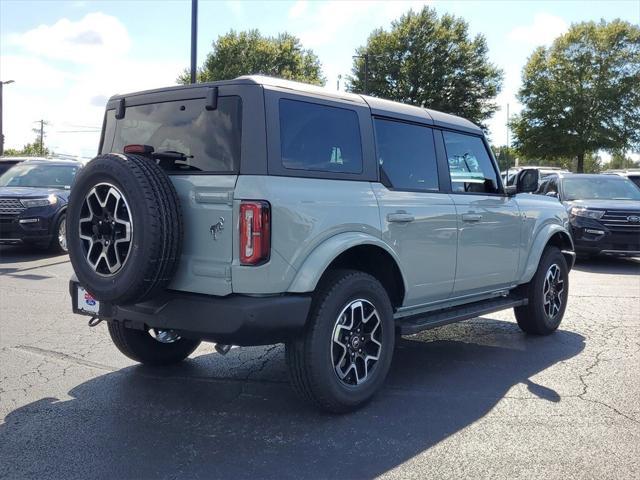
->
[11,345,117,372]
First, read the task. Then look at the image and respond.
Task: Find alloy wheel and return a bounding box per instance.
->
[78,183,133,276]
[331,299,383,386]
[543,263,564,318]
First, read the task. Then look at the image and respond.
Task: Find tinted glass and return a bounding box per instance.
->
[279,99,362,174]
[374,119,439,191]
[562,176,640,201]
[443,131,499,194]
[0,164,79,188]
[105,96,242,173]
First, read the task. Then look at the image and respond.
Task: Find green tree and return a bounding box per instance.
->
[2,137,51,157]
[491,145,517,171]
[512,20,640,173]
[348,7,503,127]
[178,30,325,85]
[606,150,640,169]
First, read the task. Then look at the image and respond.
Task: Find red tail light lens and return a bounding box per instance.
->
[239,201,271,265]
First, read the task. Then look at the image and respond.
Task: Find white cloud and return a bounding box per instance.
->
[289,0,308,19]
[298,0,430,47]
[8,12,130,64]
[508,13,568,47]
[2,13,184,158]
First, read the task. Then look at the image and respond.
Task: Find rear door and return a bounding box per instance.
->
[372,118,457,307]
[101,84,265,295]
[439,130,521,295]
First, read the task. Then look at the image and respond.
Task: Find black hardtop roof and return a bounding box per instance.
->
[108,75,482,135]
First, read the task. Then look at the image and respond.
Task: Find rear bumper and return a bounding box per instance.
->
[70,279,312,346]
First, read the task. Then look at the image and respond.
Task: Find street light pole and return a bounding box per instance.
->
[190,0,198,84]
[0,80,16,157]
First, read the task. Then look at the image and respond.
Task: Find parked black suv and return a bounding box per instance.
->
[535,173,640,257]
[0,159,83,252]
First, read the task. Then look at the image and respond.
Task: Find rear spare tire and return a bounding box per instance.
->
[67,153,182,304]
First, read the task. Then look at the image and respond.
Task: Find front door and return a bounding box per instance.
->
[372,119,457,307]
[441,130,521,295]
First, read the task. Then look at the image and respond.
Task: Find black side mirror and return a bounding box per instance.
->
[516,169,540,193]
[505,185,517,196]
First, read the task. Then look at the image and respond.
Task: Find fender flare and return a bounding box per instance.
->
[287,232,408,295]
[520,224,574,283]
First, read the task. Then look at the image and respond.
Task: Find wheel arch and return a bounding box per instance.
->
[520,225,575,284]
[287,233,407,310]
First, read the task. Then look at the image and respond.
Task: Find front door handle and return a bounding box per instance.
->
[387,212,415,223]
[462,213,483,222]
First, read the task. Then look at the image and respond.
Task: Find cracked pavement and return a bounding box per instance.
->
[0,245,639,479]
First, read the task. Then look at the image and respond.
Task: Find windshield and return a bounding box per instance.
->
[0,164,79,189]
[563,176,640,201]
[102,96,242,173]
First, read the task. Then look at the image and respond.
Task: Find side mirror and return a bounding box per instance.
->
[505,185,517,196]
[516,169,540,193]
[545,191,558,198]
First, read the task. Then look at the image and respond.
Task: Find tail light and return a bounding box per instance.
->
[124,144,154,155]
[239,201,271,265]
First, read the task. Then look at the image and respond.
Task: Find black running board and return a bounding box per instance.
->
[397,295,528,335]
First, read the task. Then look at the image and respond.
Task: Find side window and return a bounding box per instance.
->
[443,131,500,194]
[536,178,549,195]
[374,119,439,191]
[547,177,559,195]
[279,99,362,174]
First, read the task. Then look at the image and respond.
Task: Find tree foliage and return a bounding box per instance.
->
[3,137,50,157]
[178,30,325,85]
[512,20,640,172]
[348,7,503,127]
[606,150,640,169]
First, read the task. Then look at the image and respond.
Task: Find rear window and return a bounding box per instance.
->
[102,96,242,173]
[279,99,362,174]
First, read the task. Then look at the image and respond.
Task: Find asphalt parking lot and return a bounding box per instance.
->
[0,246,638,480]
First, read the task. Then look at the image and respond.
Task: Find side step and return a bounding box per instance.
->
[397,295,527,335]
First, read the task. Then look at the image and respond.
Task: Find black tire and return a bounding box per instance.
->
[286,269,395,413]
[50,213,68,253]
[66,153,182,304]
[515,246,569,335]
[107,321,200,366]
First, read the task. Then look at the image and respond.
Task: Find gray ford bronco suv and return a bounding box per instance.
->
[67,76,575,412]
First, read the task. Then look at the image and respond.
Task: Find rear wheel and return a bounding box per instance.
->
[107,321,200,366]
[515,246,569,335]
[286,270,395,413]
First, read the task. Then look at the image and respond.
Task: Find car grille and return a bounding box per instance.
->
[601,209,640,233]
[0,198,25,216]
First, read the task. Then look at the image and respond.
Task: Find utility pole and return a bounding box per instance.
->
[39,120,44,156]
[352,54,380,95]
[190,0,198,84]
[0,80,16,156]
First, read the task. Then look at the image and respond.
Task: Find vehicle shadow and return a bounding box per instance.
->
[573,255,639,275]
[0,244,67,264]
[0,320,585,480]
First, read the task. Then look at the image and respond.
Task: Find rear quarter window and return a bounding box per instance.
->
[279,99,363,174]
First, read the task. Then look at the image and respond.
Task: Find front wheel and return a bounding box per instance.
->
[286,270,395,413]
[50,213,68,253]
[107,321,200,366]
[515,246,569,335]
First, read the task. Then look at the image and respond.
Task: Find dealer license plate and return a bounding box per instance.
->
[77,285,100,314]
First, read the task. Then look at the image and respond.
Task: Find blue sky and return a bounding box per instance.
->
[1,0,638,158]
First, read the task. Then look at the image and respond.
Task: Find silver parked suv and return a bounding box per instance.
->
[67,76,575,412]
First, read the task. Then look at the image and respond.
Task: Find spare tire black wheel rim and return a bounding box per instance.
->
[331,299,383,386]
[79,182,133,276]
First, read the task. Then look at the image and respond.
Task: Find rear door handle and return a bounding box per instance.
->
[462,214,483,222]
[387,212,415,223]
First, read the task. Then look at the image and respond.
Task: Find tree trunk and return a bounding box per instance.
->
[576,152,585,173]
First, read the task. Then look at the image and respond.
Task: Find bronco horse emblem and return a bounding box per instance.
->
[210,217,225,240]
